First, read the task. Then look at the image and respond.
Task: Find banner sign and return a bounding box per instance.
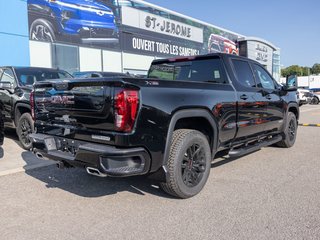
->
[27,0,240,57]
[121,6,203,43]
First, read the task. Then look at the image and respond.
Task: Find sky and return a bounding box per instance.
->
[142,0,320,68]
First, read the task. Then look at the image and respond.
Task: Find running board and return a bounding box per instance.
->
[228,135,282,158]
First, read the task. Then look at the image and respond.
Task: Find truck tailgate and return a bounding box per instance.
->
[33,78,139,138]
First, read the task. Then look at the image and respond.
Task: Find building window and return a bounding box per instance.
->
[52,44,79,74]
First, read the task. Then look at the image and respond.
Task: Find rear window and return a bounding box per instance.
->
[15,69,72,86]
[148,58,228,84]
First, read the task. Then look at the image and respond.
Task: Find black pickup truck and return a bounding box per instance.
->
[0,67,72,149]
[30,53,299,198]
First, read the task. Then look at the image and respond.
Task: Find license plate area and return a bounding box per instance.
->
[44,137,57,151]
[45,137,78,156]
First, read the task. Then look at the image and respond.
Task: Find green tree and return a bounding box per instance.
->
[281,65,304,77]
[311,63,320,75]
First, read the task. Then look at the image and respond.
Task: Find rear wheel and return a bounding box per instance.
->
[17,113,34,150]
[160,129,211,198]
[277,112,297,148]
[310,97,319,105]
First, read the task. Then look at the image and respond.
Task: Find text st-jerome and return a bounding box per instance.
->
[145,16,191,38]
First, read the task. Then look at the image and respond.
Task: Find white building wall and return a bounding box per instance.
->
[309,76,320,89]
[29,41,52,68]
[79,47,102,71]
[102,50,122,72]
[122,53,154,74]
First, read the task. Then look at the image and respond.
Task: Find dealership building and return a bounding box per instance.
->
[1,0,281,80]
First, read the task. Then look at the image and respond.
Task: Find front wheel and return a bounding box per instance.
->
[160,129,212,198]
[17,113,34,150]
[0,110,4,146]
[30,19,56,42]
[276,112,297,148]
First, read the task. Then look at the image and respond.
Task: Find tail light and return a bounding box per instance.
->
[30,91,35,121]
[114,89,139,132]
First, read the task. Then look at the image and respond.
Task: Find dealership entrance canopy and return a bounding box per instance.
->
[0,0,280,80]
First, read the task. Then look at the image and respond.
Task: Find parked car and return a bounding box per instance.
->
[297,88,319,105]
[30,53,298,198]
[297,88,310,106]
[28,0,119,45]
[0,67,72,149]
[309,88,320,104]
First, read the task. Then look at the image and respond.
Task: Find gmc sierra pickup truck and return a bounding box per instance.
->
[0,67,72,149]
[30,53,299,198]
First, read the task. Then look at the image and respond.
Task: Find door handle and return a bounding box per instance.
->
[240,94,248,100]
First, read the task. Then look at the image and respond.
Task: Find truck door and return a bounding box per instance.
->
[0,68,16,125]
[251,63,285,132]
[231,59,269,139]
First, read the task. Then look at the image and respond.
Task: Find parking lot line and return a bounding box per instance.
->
[0,162,53,177]
[299,123,320,127]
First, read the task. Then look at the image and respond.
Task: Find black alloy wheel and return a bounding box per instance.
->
[17,113,34,150]
[181,143,206,188]
[276,112,297,148]
[288,118,296,142]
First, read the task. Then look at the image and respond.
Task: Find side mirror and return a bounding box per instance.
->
[285,75,297,91]
[0,81,14,90]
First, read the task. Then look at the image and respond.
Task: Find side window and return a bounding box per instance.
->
[232,59,256,88]
[253,64,276,90]
[0,69,15,85]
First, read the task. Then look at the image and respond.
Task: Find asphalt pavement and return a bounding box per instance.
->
[0,105,319,240]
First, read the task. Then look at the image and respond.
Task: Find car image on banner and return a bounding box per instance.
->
[208,33,238,55]
[27,0,119,46]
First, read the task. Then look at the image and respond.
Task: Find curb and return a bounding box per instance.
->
[299,123,320,127]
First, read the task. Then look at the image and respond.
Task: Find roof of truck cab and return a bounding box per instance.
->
[151,53,250,64]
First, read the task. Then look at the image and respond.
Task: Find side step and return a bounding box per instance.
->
[228,135,282,158]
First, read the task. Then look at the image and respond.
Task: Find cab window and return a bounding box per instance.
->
[232,59,256,88]
[148,57,228,84]
[0,69,15,86]
[252,64,276,90]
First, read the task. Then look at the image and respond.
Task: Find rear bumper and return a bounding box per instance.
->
[30,133,151,177]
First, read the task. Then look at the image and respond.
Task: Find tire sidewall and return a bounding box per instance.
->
[172,131,211,198]
[0,110,4,145]
[17,113,34,150]
[284,112,297,147]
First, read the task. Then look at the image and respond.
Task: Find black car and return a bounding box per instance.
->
[0,67,72,149]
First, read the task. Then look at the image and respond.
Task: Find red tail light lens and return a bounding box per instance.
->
[30,91,35,121]
[114,89,139,132]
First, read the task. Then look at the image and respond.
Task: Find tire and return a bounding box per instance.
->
[0,110,4,146]
[17,113,34,150]
[276,112,297,148]
[30,19,56,42]
[160,129,212,199]
[310,97,319,105]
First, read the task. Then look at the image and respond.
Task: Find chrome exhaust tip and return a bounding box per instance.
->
[35,152,44,159]
[86,167,107,178]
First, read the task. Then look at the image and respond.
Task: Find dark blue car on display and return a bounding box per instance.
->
[28,0,119,45]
